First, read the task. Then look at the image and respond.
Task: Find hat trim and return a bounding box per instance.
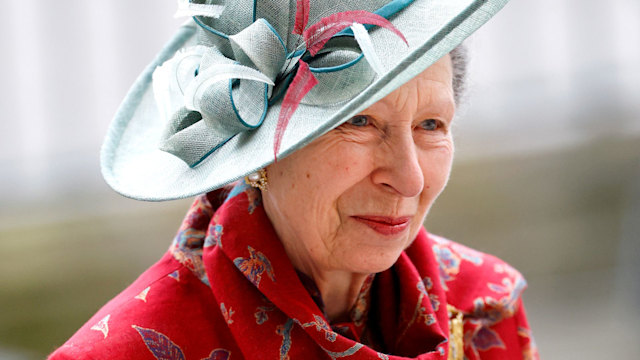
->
[338,0,417,36]
[252,0,258,22]
[308,51,365,74]
[193,16,228,39]
[229,80,269,129]
[287,49,306,60]
[259,18,287,54]
[191,135,235,168]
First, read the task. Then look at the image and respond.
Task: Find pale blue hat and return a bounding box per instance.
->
[102,0,510,201]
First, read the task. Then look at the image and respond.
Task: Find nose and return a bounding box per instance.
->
[371,131,424,197]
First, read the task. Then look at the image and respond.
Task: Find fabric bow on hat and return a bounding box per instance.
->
[154,0,409,167]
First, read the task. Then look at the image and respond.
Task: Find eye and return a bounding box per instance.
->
[346,115,369,127]
[420,119,440,131]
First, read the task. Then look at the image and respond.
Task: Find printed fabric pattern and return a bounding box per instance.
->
[49,182,539,360]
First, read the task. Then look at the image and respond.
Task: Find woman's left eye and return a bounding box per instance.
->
[420,119,440,131]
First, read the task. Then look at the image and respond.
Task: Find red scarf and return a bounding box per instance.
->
[49,183,538,360]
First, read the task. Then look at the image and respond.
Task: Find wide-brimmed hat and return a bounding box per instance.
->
[102,0,509,201]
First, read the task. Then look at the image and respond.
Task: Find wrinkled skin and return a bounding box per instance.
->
[262,54,455,320]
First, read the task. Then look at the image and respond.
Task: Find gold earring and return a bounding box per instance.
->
[245,168,268,191]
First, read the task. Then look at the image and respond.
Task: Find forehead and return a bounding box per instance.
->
[414,54,453,88]
[369,54,454,115]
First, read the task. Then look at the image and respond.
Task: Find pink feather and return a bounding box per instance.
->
[293,0,310,35]
[274,61,318,160]
[303,10,408,56]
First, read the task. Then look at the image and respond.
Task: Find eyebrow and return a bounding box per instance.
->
[419,92,455,120]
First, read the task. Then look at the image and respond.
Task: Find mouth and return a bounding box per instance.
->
[351,215,412,236]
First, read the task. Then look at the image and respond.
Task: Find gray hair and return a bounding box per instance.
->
[450,43,468,105]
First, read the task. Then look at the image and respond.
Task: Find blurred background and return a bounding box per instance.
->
[0,0,638,358]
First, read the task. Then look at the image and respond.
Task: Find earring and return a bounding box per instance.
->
[245,168,268,191]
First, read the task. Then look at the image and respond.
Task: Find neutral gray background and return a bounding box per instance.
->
[1,0,639,358]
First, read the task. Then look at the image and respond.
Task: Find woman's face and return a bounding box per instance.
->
[263,55,455,275]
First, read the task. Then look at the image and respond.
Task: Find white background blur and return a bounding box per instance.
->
[0,0,639,359]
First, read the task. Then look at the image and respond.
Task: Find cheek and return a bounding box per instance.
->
[308,141,373,197]
[420,144,454,200]
[268,146,356,228]
[431,151,453,185]
[265,156,318,223]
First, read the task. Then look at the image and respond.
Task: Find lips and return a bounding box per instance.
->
[351,215,412,236]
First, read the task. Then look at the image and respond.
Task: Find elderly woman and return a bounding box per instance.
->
[50,1,538,359]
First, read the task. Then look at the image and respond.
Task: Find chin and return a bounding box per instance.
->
[342,250,404,275]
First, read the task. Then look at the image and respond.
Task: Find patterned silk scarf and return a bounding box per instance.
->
[185,182,537,359]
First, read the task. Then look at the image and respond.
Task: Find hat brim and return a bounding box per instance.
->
[102,0,509,201]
